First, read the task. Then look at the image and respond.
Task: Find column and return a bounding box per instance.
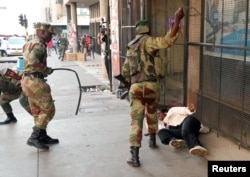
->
[99,0,108,79]
[70,2,78,53]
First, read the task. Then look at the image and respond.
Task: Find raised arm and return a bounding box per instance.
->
[169,7,185,38]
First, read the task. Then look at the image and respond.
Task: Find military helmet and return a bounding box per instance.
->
[34,22,55,34]
[135,20,149,34]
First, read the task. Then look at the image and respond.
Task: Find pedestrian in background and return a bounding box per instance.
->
[52,36,58,54]
[88,36,95,59]
[57,34,69,61]
[57,34,68,61]
[121,7,184,167]
[47,39,53,56]
[85,35,91,55]
[80,35,86,54]
[21,22,58,150]
[97,30,112,81]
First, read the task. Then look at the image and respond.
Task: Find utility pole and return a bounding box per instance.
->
[23,15,28,41]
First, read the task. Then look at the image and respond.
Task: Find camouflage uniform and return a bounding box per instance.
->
[58,35,68,61]
[21,22,58,150]
[122,20,179,148]
[0,69,30,124]
[122,19,181,167]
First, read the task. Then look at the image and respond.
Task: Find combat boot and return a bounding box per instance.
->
[148,133,157,148]
[27,127,49,150]
[127,146,140,167]
[0,112,17,125]
[39,129,59,144]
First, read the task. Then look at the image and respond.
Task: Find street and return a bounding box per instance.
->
[0,53,249,177]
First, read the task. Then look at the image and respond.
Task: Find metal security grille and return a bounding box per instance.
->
[196,0,250,149]
[119,0,185,106]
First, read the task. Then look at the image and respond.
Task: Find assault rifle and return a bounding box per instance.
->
[114,74,130,100]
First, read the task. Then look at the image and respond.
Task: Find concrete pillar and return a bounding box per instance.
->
[66,5,71,23]
[70,2,78,53]
[99,0,108,79]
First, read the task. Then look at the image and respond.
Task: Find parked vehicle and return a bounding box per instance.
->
[6,37,25,56]
[0,37,8,56]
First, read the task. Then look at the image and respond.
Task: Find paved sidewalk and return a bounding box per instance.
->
[0,52,249,177]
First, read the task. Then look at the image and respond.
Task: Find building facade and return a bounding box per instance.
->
[189,0,250,149]
[61,0,250,149]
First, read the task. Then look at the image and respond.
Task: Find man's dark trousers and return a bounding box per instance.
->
[158,116,203,149]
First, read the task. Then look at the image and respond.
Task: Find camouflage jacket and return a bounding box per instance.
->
[0,72,21,94]
[23,36,52,76]
[122,31,179,84]
[58,37,69,46]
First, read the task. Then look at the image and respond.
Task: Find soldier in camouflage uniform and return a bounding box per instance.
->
[21,22,58,150]
[122,8,185,167]
[57,34,69,61]
[0,68,31,125]
[0,69,21,124]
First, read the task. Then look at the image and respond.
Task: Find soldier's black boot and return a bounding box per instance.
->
[27,127,49,150]
[39,129,59,144]
[127,146,140,167]
[0,112,17,125]
[148,133,157,148]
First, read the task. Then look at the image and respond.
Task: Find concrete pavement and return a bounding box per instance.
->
[0,52,249,177]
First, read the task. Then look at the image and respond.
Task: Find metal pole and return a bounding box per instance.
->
[25,27,28,42]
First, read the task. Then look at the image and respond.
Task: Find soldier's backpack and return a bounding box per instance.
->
[127,35,167,80]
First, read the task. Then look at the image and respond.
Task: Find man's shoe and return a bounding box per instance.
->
[199,124,210,134]
[169,139,185,149]
[189,146,208,156]
[0,117,17,125]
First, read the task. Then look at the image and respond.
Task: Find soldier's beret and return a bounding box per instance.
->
[135,20,149,34]
[34,22,55,34]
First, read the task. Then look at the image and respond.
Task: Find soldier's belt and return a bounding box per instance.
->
[133,79,158,83]
[24,72,44,79]
[145,79,158,82]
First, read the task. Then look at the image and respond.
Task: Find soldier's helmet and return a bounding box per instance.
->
[135,20,149,34]
[34,22,55,34]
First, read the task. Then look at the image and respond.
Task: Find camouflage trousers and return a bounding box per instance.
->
[59,45,67,59]
[19,92,32,115]
[129,81,160,147]
[21,77,55,129]
[0,88,22,113]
